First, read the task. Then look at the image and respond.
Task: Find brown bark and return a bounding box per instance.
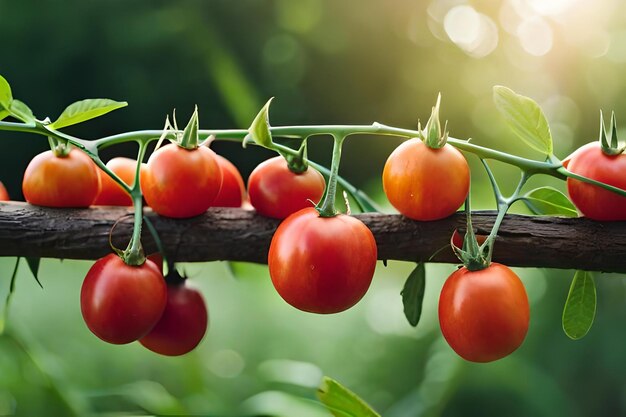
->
[0,202,625,272]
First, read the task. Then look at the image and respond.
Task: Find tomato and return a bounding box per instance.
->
[22,149,100,207]
[383,139,470,221]
[0,181,9,201]
[438,263,529,362]
[94,157,140,206]
[564,142,626,221]
[212,154,246,208]
[140,283,208,356]
[268,207,377,314]
[140,144,223,218]
[80,254,167,344]
[248,156,325,219]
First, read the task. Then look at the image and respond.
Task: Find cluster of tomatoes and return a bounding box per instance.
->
[3,120,625,362]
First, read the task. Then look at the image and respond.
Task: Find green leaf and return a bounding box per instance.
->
[0,75,12,109]
[562,270,596,340]
[401,263,426,327]
[25,257,43,289]
[50,98,128,129]
[0,257,21,334]
[244,97,274,149]
[9,99,35,123]
[522,186,578,217]
[317,377,381,417]
[493,86,553,155]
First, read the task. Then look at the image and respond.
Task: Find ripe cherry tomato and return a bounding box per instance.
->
[140,144,223,218]
[140,283,208,356]
[268,207,377,314]
[212,154,246,207]
[22,149,100,207]
[438,263,529,363]
[0,181,9,201]
[80,254,167,344]
[248,156,325,219]
[564,142,626,221]
[383,139,470,221]
[94,157,140,206]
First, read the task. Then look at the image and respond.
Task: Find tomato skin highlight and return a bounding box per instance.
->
[248,156,325,219]
[268,207,377,314]
[94,157,140,206]
[565,142,626,221]
[0,181,9,201]
[22,149,100,208]
[383,139,470,221]
[212,154,246,208]
[140,284,208,356]
[438,263,529,363]
[80,254,167,345]
[140,144,223,218]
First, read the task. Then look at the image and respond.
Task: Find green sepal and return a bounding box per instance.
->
[401,262,426,327]
[599,111,625,156]
[278,139,309,174]
[562,270,596,340]
[493,85,553,156]
[9,100,35,123]
[244,97,274,149]
[0,74,12,110]
[317,377,381,417]
[25,257,43,289]
[422,93,448,149]
[178,106,200,150]
[450,196,490,271]
[50,98,128,130]
[0,109,9,120]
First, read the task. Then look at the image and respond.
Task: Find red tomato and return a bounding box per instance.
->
[140,144,223,218]
[438,263,529,362]
[140,283,208,356]
[268,207,377,314]
[248,156,325,219]
[80,254,167,344]
[22,149,100,207]
[212,154,246,208]
[0,181,9,201]
[564,142,626,221]
[383,139,470,221]
[94,157,140,206]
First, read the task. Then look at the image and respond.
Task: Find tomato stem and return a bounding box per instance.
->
[317,134,346,217]
[122,140,150,266]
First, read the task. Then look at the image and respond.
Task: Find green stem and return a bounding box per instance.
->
[317,134,346,217]
[557,166,626,198]
[123,141,149,266]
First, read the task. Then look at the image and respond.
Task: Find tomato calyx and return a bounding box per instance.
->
[599,111,625,156]
[419,93,449,150]
[278,139,309,174]
[450,197,491,272]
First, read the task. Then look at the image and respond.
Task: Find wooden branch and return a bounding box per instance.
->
[0,202,625,272]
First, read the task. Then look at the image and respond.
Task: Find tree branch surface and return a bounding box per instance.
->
[0,202,625,272]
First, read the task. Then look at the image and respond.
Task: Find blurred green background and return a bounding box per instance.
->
[1,0,626,415]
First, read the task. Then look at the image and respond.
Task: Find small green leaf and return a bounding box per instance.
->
[0,75,12,109]
[401,263,426,327]
[25,257,43,289]
[9,100,35,123]
[562,270,596,340]
[493,86,553,155]
[50,98,128,129]
[0,109,9,120]
[522,186,578,217]
[244,97,274,149]
[317,377,381,417]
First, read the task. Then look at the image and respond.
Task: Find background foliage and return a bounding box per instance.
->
[1,0,626,415]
